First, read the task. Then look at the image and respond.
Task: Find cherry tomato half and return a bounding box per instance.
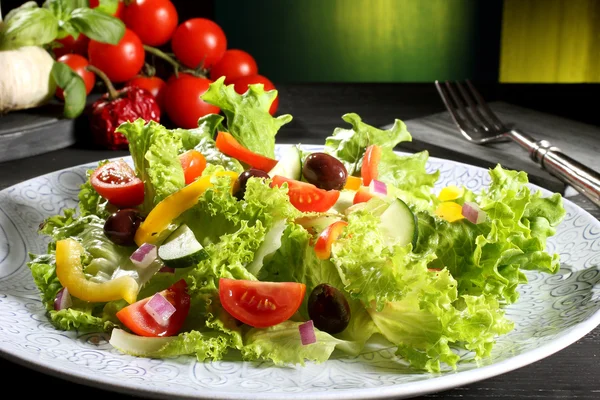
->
[123,0,178,46]
[179,149,207,185]
[361,145,381,186]
[88,28,145,83]
[314,221,348,260]
[353,186,375,205]
[116,279,190,337]
[53,34,89,58]
[163,75,219,129]
[271,176,341,213]
[55,54,96,100]
[215,131,278,172]
[90,159,145,207]
[231,75,278,115]
[209,49,258,85]
[171,18,227,69]
[126,76,167,110]
[219,278,306,328]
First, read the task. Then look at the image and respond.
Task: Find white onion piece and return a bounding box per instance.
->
[299,320,317,345]
[144,293,176,326]
[369,179,387,197]
[130,243,157,269]
[462,202,487,224]
[54,287,73,311]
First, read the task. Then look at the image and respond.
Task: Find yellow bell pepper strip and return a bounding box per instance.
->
[55,238,139,304]
[134,171,239,246]
[344,175,362,191]
[438,185,464,202]
[435,201,465,222]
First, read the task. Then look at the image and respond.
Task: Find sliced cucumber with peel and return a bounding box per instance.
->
[379,198,418,247]
[158,224,209,268]
[268,145,302,180]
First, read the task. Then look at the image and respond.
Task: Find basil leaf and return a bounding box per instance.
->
[69,8,125,44]
[93,0,119,15]
[43,0,90,16]
[0,5,58,50]
[3,1,39,23]
[57,21,80,39]
[52,62,87,119]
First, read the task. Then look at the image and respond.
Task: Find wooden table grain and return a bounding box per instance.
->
[0,83,598,399]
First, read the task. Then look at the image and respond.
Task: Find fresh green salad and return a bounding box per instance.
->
[28,78,566,373]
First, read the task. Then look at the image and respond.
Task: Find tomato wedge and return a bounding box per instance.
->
[353,186,375,204]
[215,131,278,172]
[361,145,382,186]
[90,159,144,207]
[314,221,348,259]
[179,149,207,185]
[219,278,306,328]
[116,279,190,337]
[271,175,340,213]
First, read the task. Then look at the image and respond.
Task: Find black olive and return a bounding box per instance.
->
[302,153,348,191]
[232,168,270,200]
[307,283,351,334]
[103,209,143,246]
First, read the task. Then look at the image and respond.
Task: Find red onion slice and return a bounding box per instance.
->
[130,243,157,269]
[143,293,176,326]
[54,287,72,311]
[299,320,317,345]
[369,179,387,197]
[462,202,487,224]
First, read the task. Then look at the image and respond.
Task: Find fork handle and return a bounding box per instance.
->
[509,129,600,207]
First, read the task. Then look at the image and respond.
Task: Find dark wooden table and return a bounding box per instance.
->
[0,83,598,399]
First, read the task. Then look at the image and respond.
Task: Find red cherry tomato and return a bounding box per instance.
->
[231,75,278,115]
[90,160,145,207]
[163,75,220,128]
[126,76,167,110]
[179,149,207,185]
[314,221,348,260]
[53,34,89,58]
[209,49,258,85]
[171,18,227,69]
[90,0,125,18]
[219,278,306,328]
[361,145,381,186]
[116,280,190,337]
[271,176,341,213]
[55,54,96,100]
[88,28,145,83]
[215,131,278,171]
[123,0,178,46]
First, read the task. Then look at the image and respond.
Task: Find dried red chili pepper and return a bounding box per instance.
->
[88,65,160,150]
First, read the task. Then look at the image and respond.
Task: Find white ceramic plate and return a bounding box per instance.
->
[1,145,600,400]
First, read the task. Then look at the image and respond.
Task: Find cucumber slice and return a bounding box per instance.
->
[328,190,356,214]
[379,198,418,247]
[268,145,302,180]
[158,224,208,268]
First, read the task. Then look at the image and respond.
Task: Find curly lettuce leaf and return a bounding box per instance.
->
[324,113,411,175]
[78,160,111,218]
[201,77,292,158]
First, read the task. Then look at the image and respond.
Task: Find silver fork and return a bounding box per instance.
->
[435,80,600,207]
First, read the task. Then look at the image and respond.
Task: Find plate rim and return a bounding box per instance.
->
[1,144,599,400]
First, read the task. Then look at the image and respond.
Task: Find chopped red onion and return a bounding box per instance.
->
[299,320,317,345]
[159,266,175,274]
[54,287,72,311]
[130,243,157,269]
[462,202,487,224]
[369,179,387,197]
[144,293,176,326]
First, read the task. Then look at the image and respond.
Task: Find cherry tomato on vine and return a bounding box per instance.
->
[123,0,178,46]
[55,54,96,100]
[164,75,220,129]
[88,28,145,83]
[231,75,279,115]
[126,76,167,110]
[171,18,227,69]
[209,49,258,85]
[90,0,125,19]
[53,34,89,58]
